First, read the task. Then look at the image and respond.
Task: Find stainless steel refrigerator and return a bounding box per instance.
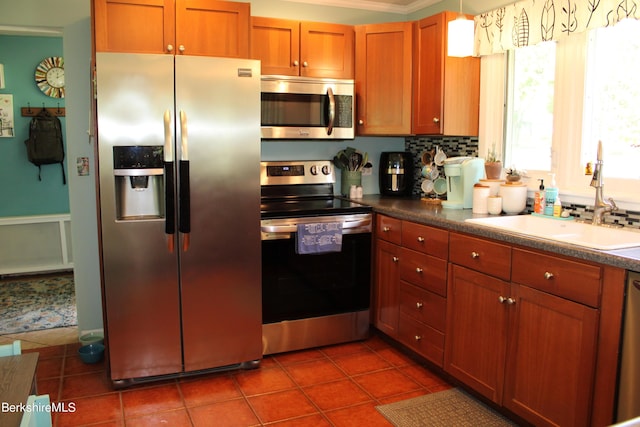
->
[95,53,262,385]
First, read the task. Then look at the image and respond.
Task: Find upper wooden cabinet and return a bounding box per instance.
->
[251,17,354,78]
[355,22,413,136]
[413,12,480,136]
[93,0,250,57]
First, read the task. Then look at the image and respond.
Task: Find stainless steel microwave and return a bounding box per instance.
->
[260,75,355,139]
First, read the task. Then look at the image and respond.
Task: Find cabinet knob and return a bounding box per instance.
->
[178,45,185,52]
[302,61,308,67]
[293,60,299,66]
[471,251,480,259]
[167,44,174,52]
[417,236,425,242]
[414,335,422,341]
[392,256,399,263]
[499,296,516,305]
[415,267,423,274]
[358,119,364,125]
[433,117,440,123]
[383,226,390,232]
[544,271,554,280]
[416,302,423,309]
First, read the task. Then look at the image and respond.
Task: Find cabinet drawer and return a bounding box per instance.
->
[376,215,402,245]
[512,248,602,307]
[398,312,444,367]
[402,221,448,259]
[400,247,447,297]
[399,281,446,332]
[449,233,511,281]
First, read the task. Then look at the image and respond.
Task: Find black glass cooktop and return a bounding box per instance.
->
[260,197,372,219]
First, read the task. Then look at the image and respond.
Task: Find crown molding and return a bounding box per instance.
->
[281,0,441,14]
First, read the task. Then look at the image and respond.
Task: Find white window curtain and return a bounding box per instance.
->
[474,0,640,56]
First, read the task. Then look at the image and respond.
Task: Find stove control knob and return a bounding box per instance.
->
[310,165,319,175]
[322,164,332,175]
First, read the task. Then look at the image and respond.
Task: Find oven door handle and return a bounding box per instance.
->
[261,218,371,234]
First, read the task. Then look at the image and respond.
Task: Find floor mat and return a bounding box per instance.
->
[0,274,77,335]
[376,388,519,427]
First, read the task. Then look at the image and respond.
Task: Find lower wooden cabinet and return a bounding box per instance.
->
[375,220,624,427]
[398,281,446,365]
[374,215,448,366]
[446,264,598,426]
[374,239,401,338]
[445,232,621,427]
[445,265,509,402]
[503,284,598,427]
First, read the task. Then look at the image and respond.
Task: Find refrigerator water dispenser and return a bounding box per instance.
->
[113,146,164,220]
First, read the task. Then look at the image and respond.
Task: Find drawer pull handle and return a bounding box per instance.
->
[499,296,516,305]
[471,251,480,259]
[417,236,425,242]
[383,226,391,232]
[499,296,507,304]
[392,256,399,263]
[414,335,422,341]
[416,302,423,309]
[416,267,423,274]
[507,298,516,305]
[544,271,554,280]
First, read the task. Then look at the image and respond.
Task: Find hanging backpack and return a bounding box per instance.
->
[24,109,66,184]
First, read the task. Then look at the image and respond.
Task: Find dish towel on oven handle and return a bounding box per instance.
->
[296,222,343,254]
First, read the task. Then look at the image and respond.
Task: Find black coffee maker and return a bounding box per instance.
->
[379,152,413,197]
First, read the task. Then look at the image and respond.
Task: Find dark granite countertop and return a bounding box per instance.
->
[351,195,640,272]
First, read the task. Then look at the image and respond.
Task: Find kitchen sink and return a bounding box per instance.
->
[465,214,640,250]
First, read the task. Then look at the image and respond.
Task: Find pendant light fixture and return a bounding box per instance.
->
[447,0,474,57]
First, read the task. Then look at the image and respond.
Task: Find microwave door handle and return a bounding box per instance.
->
[326,87,335,136]
[163,109,176,253]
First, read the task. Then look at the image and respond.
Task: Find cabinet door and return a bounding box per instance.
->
[355,22,413,135]
[251,17,300,76]
[374,239,401,337]
[412,14,443,135]
[445,264,510,403]
[300,22,354,78]
[176,0,249,57]
[504,285,598,427]
[413,12,479,136]
[94,0,175,54]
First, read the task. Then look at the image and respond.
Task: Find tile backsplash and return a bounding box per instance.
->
[405,135,640,231]
[405,135,480,198]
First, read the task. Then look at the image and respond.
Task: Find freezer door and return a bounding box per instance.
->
[175,56,262,371]
[96,53,182,380]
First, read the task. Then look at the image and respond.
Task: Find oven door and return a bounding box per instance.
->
[261,214,371,324]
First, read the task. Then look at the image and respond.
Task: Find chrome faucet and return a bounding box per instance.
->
[590,141,618,225]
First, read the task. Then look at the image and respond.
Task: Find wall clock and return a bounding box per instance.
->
[35,56,65,98]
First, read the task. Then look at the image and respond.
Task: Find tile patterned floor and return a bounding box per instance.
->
[21,331,454,426]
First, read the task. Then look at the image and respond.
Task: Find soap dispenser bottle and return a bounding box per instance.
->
[534,179,545,214]
[544,173,558,216]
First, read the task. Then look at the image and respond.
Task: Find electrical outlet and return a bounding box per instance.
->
[362,165,373,176]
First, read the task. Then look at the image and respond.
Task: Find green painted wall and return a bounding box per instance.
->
[0,35,68,217]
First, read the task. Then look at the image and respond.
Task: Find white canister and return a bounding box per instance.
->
[500,182,527,214]
[472,184,491,214]
[479,179,505,197]
[487,196,503,215]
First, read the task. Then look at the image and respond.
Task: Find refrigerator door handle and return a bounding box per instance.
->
[326,87,335,136]
[163,109,176,253]
[178,110,191,252]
